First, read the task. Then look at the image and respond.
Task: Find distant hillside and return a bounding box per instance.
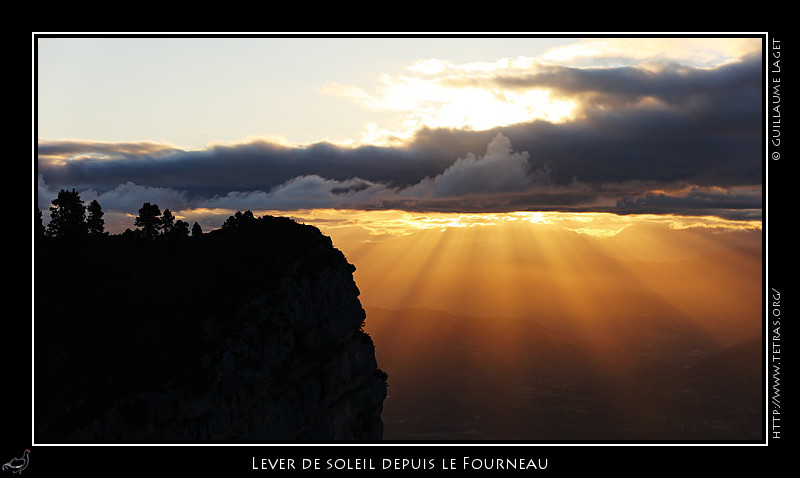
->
[34,215,387,442]
[365,307,762,442]
[688,335,763,387]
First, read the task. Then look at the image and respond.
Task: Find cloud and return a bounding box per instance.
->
[405,133,542,198]
[36,138,452,198]
[614,185,763,220]
[491,51,763,115]
[38,177,191,218]
[318,39,761,144]
[539,37,762,68]
[189,134,543,213]
[36,51,762,230]
[37,139,183,164]
[202,176,388,211]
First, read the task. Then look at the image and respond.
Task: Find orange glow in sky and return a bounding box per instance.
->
[273,208,762,440]
[245,209,763,353]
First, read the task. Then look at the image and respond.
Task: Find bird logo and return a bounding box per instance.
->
[1,450,29,474]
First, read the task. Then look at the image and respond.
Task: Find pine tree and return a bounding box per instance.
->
[161,209,175,236]
[173,220,190,238]
[47,189,87,238]
[191,222,203,237]
[134,202,162,239]
[86,200,106,236]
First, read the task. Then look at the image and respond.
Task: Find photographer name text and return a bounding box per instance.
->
[771,38,782,158]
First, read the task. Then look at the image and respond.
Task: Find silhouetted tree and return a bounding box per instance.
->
[47,189,87,238]
[240,210,255,224]
[221,210,256,230]
[161,209,175,236]
[134,202,162,239]
[191,222,203,237]
[86,200,106,236]
[172,220,190,239]
[221,214,237,229]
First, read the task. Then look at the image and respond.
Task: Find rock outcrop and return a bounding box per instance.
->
[34,214,387,442]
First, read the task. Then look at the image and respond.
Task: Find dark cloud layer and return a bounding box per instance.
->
[38,139,453,198]
[36,53,762,223]
[493,52,762,110]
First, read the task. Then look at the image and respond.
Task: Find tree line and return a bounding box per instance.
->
[37,188,204,240]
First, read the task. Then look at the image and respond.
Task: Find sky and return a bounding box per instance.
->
[35,33,765,315]
[35,35,764,236]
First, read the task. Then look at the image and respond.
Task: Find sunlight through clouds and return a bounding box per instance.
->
[247,208,761,244]
[317,38,760,146]
[321,58,578,145]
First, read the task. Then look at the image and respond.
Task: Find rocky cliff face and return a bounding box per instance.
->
[34,215,387,442]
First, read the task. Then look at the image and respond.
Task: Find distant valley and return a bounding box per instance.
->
[365,306,762,442]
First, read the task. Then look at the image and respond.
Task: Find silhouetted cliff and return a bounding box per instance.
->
[34,215,387,442]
